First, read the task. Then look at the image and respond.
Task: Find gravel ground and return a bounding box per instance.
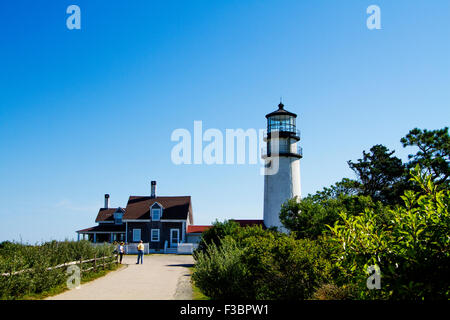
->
[46,254,195,300]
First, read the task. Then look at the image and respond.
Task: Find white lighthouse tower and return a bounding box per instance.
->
[262,102,302,231]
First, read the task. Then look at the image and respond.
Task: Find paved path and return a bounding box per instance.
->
[47,254,195,300]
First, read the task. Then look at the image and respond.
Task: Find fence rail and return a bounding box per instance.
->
[1,254,117,277]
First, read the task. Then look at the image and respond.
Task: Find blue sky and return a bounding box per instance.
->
[0,0,449,243]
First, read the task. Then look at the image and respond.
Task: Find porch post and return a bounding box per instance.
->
[93,233,97,243]
[77,233,80,241]
[182,221,186,243]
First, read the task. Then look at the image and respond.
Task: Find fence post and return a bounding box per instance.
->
[93,253,97,272]
[79,256,82,277]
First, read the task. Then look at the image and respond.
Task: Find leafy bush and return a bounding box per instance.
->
[193,226,334,300]
[196,219,240,253]
[280,194,390,240]
[312,283,356,300]
[193,237,249,299]
[328,166,450,300]
[0,240,116,300]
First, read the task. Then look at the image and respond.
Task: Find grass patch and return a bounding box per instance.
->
[187,266,210,300]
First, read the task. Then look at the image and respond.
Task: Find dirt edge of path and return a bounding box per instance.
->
[173,268,193,300]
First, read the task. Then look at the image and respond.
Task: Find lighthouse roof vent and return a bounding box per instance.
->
[265,102,297,118]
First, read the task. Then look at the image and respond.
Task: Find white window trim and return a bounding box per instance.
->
[132,229,141,242]
[150,202,164,221]
[151,229,160,242]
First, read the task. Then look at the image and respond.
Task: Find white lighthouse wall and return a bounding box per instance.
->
[263,156,301,231]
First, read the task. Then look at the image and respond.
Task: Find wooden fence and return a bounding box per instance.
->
[1,254,118,277]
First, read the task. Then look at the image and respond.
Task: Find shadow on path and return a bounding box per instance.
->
[166,263,194,268]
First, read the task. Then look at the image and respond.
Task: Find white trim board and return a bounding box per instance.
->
[77,231,125,234]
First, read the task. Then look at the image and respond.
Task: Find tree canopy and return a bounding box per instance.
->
[401,127,450,188]
[281,127,449,239]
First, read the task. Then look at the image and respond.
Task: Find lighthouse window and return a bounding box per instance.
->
[268,115,296,133]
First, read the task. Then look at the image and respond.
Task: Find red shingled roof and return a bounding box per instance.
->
[187,225,212,234]
[186,220,265,234]
[95,208,117,222]
[123,196,192,223]
[95,207,125,222]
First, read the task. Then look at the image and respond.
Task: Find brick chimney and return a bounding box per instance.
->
[151,181,156,198]
[104,194,110,209]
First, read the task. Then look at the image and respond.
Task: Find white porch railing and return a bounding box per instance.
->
[177,242,198,254]
[123,243,150,254]
[89,241,199,255]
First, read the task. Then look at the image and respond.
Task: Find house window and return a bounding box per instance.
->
[114,209,124,225]
[132,229,141,242]
[151,204,162,221]
[151,229,160,242]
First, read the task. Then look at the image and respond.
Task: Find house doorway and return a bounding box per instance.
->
[170,229,179,248]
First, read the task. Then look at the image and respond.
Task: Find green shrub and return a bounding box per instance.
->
[312,283,356,300]
[241,234,333,299]
[0,240,116,300]
[193,227,334,300]
[280,194,391,240]
[328,166,450,300]
[193,236,248,299]
[196,219,240,253]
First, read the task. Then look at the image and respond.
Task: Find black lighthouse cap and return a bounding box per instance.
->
[265,102,297,118]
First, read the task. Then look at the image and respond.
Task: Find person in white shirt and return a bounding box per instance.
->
[118,242,124,264]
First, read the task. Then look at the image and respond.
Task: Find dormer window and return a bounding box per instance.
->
[114,207,124,225]
[151,203,162,221]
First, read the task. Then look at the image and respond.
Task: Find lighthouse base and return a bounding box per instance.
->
[263,156,301,232]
